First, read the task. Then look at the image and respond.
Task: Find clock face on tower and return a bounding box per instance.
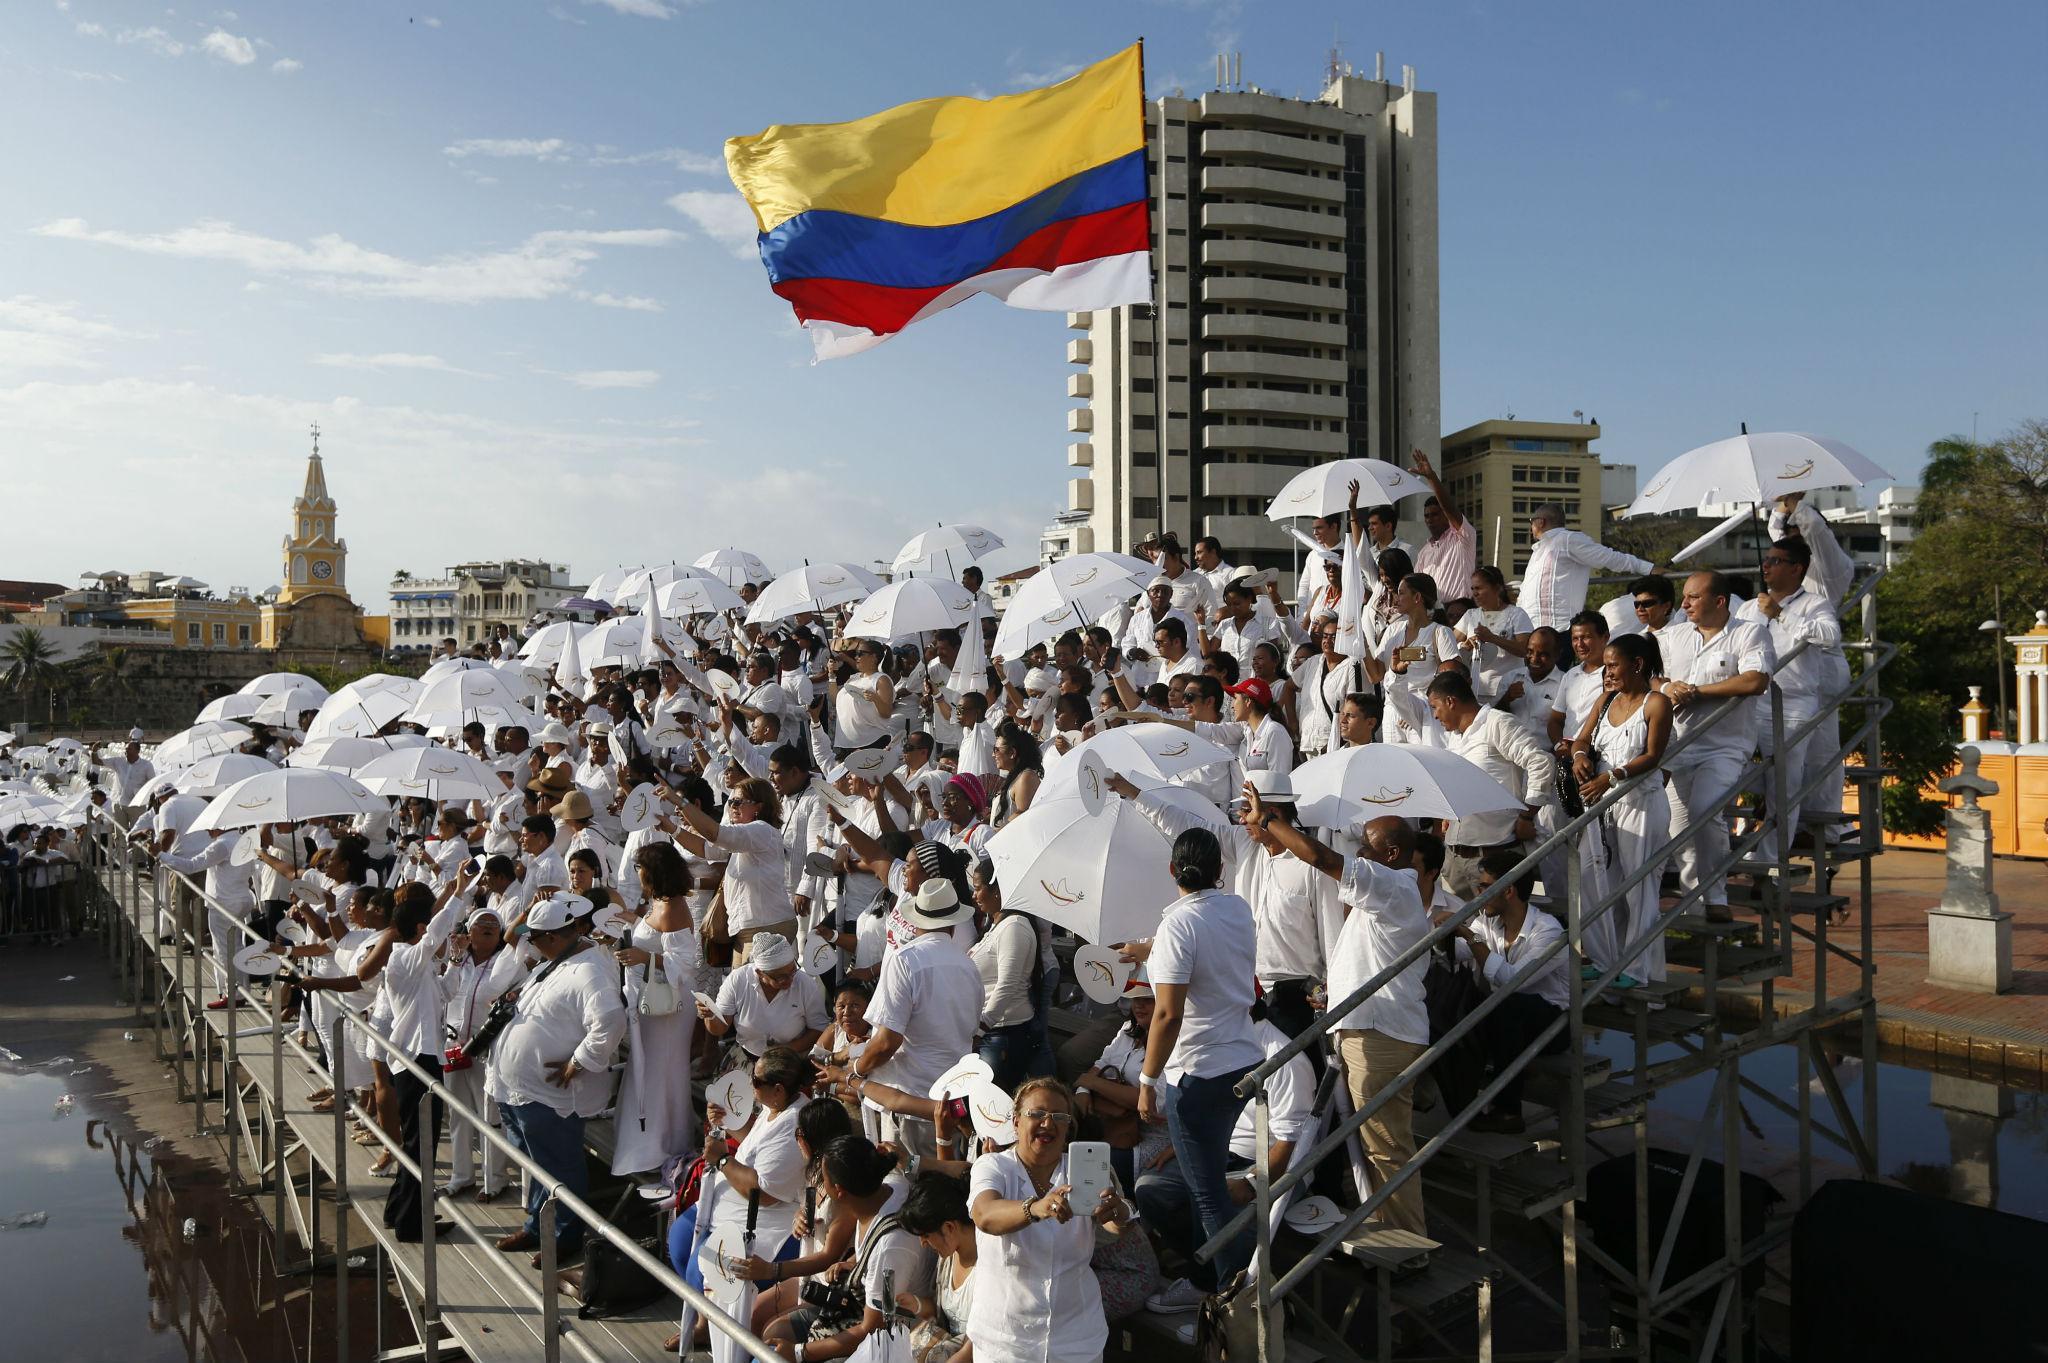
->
[311,560,333,581]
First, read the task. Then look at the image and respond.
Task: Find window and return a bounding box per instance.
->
[1132,497,1160,520]
[186,622,200,642]
[238,625,251,643]
[212,624,225,642]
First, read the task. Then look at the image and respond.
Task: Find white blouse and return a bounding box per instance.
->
[968,1150,1109,1363]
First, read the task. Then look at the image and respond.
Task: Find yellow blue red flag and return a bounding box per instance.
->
[725,44,1153,359]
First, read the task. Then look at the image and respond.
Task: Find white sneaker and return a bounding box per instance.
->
[1173,1320,1199,1346]
[1145,1277,1206,1314]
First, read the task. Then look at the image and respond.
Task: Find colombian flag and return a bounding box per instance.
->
[726,44,1153,359]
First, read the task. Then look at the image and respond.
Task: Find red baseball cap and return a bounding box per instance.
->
[1226,678,1274,707]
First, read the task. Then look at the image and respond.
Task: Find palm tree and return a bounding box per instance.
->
[1,626,63,728]
[76,644,139,724]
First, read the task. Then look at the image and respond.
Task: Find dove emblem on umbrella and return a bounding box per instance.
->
[1039,878,1086,905]
[1777,460,1815,479]
[1358,786,1415,806]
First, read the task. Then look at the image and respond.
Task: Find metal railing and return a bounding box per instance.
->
[84,818,782,1363]
[1208,569,1892,1362]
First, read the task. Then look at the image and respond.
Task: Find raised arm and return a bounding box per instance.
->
[1410,448,1464,529]
[1241,782,1343,879]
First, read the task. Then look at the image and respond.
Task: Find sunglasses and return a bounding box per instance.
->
[1631,598,1661,610]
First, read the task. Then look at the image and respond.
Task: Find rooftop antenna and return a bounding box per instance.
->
[1375,50,1385,81]
[1326,24,1344,88]
[309,421,321,457]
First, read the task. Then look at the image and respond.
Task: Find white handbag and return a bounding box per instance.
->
[637,959,678,1017]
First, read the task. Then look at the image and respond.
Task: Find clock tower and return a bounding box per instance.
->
[277,423,347,603]
[258,424,371,655]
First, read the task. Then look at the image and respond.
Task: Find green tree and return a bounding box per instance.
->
[1,626,65,729]
[71,644,140,725]
[1876,420,2048,832]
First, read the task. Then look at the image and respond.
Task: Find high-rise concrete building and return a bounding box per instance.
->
[1061,61,1439,576]
[1439,418,1607,576]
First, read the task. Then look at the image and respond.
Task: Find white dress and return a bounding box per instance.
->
[1379,621,1455,746]
[611,917,701,1174]
[1589,697,1669,983]
[700,1103,806,1363]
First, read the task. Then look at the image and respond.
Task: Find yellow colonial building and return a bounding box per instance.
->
[257,431,373,653]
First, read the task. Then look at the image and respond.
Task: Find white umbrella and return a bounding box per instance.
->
[405,671,537,729]
[488,662,546,704]
[306,687,414,741]
[609,564,693,607]
[1624,431,1894,518]
[154,720,254,770]
[197,693,267,723]
[892,524,1005,579]
[191,767,387,833]
[1290,744,1522,830]
[326,673,426,709]
[655,571,748,617]
[745,562,885,626]
[1039,722,1237,801]
[236,672,330,701]
[420,656,497,681]
[516,620,590,668]
[0,794,66,831]
[127,771,180,807]
[693,547,773,589]
[1266,458,1424,519]
[156,793,212,840]
[290,734,422,773]
[583,566,642,604]
[45,737,86,756]
[986,784,1226,945]
[252,685,328,730]
[578,616,692,671]
[172,752,278,797]
[844,578,977,642]
[990,552,1154,658]
[352,747,504,802]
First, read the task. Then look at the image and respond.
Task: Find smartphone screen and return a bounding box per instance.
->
[1066,1140,1113,1211]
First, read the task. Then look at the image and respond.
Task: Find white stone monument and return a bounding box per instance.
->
[1925,746,2012,993]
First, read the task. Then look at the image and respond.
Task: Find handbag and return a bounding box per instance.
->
[638,958,678,1018]
[577,1186,666,1319]
[703,885,734,969]
[1196,1269,1284,1363]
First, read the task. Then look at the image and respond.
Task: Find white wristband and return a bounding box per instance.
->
[1138,1072,1160,1089]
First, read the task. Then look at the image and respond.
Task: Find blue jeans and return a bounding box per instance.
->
[500,1101,589,1249]
[978,1019,1055,1093]
[1135,1151,1251,1271]
[1161,1065,1255,1289]
[666,1203,799,1288]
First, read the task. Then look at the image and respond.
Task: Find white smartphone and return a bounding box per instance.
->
[1066,1140,1114,1212]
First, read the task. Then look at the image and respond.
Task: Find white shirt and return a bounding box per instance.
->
[1119,606,1198,662]
[1209,609,1290,676]
[1326,857,1431,1045]
[865,929,985,1097]
[485,945,627,1117]
[1444,706,1555,848]
[1458,907,1571,1009]
[1229,1019,1316,1160]
[956,717,1000,783]
[157,833,258,913]
[706,817,794,932]
[1160,565,1217,618]
[1657,617,1776,765]
[1148,888,1261,1084]
[713,964,829,1056]
[1520,527,1653,631]
[970,912,1038,1028]
[968,1150,1109,1363]
[1553,662,1608,746]
[1734,589,1841,704]
[383,891,467,1056]
[1194,713,1293,777]
[1510,665,1565,742]
[1455,604,1535,701]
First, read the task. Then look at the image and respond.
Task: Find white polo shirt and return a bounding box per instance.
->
[1148,888,1262,1084]
[1326,858,1431,1045]
[864,929,985,1098]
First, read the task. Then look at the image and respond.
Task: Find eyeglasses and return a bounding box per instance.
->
[1760,556,1793,567]
[1019,1108,1076,1127]
[1632,598,1660,610]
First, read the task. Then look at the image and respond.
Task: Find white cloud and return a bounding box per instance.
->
[113,26,189,57]
[422,15,443,27]
[60,68,127,82]
[74,21,105,36]
[590,146,724,174]
[666,191,758,260]
[33,218,682,304]
[579,291,665,313]
[271,57,301,74]
[555,369,660,389]
[313,352,493,379]
[0,296,142,372]
[443,137,571,162]
[1011,61,1084,88]
[583,0,675,17]
[201,29,257,64]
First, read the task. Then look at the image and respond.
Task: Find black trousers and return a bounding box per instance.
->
[1478,992,1566,1111]
[1262,978,1326,1077]
[385,1052,444,1242]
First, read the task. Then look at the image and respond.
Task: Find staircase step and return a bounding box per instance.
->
[1337,1224,1439,1273]
[1584,1002,1714,1042]
[1729,885,1851,916]
[1668,912,1751,937]
[1664,941,1788,982]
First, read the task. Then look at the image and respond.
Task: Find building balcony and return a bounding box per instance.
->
[1067,478,1094,513]
[1066,338,1092,365]
[1202,313,1349,348]
[1201,462,1298,498]
[1200,165,1344,206]
[1204,424,1348,455]
[1201,276,1346,311]
[1199,128,1345,169]
[1068,442,1094,468]
[1067,373,1092,399]
[1067,408,1094,433]
[1203,350,1347,384]
[1203,387,1347,420]
[1200,201,1348,241]
[1201,238,1343,277]
[1067,311,1092,330]
[1199,91,1355,133]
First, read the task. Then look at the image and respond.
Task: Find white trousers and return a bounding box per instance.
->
[444,1061,511,1194]
[1667,751,1750,909]
[1757,698,1821,841]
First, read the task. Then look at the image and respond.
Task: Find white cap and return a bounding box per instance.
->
[538,722,574,747]
[526,893,594,932]
[749,932,798,971]
[1146,574,1173,591]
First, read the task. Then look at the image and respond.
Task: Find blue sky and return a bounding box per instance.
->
[4,0,2043,601]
